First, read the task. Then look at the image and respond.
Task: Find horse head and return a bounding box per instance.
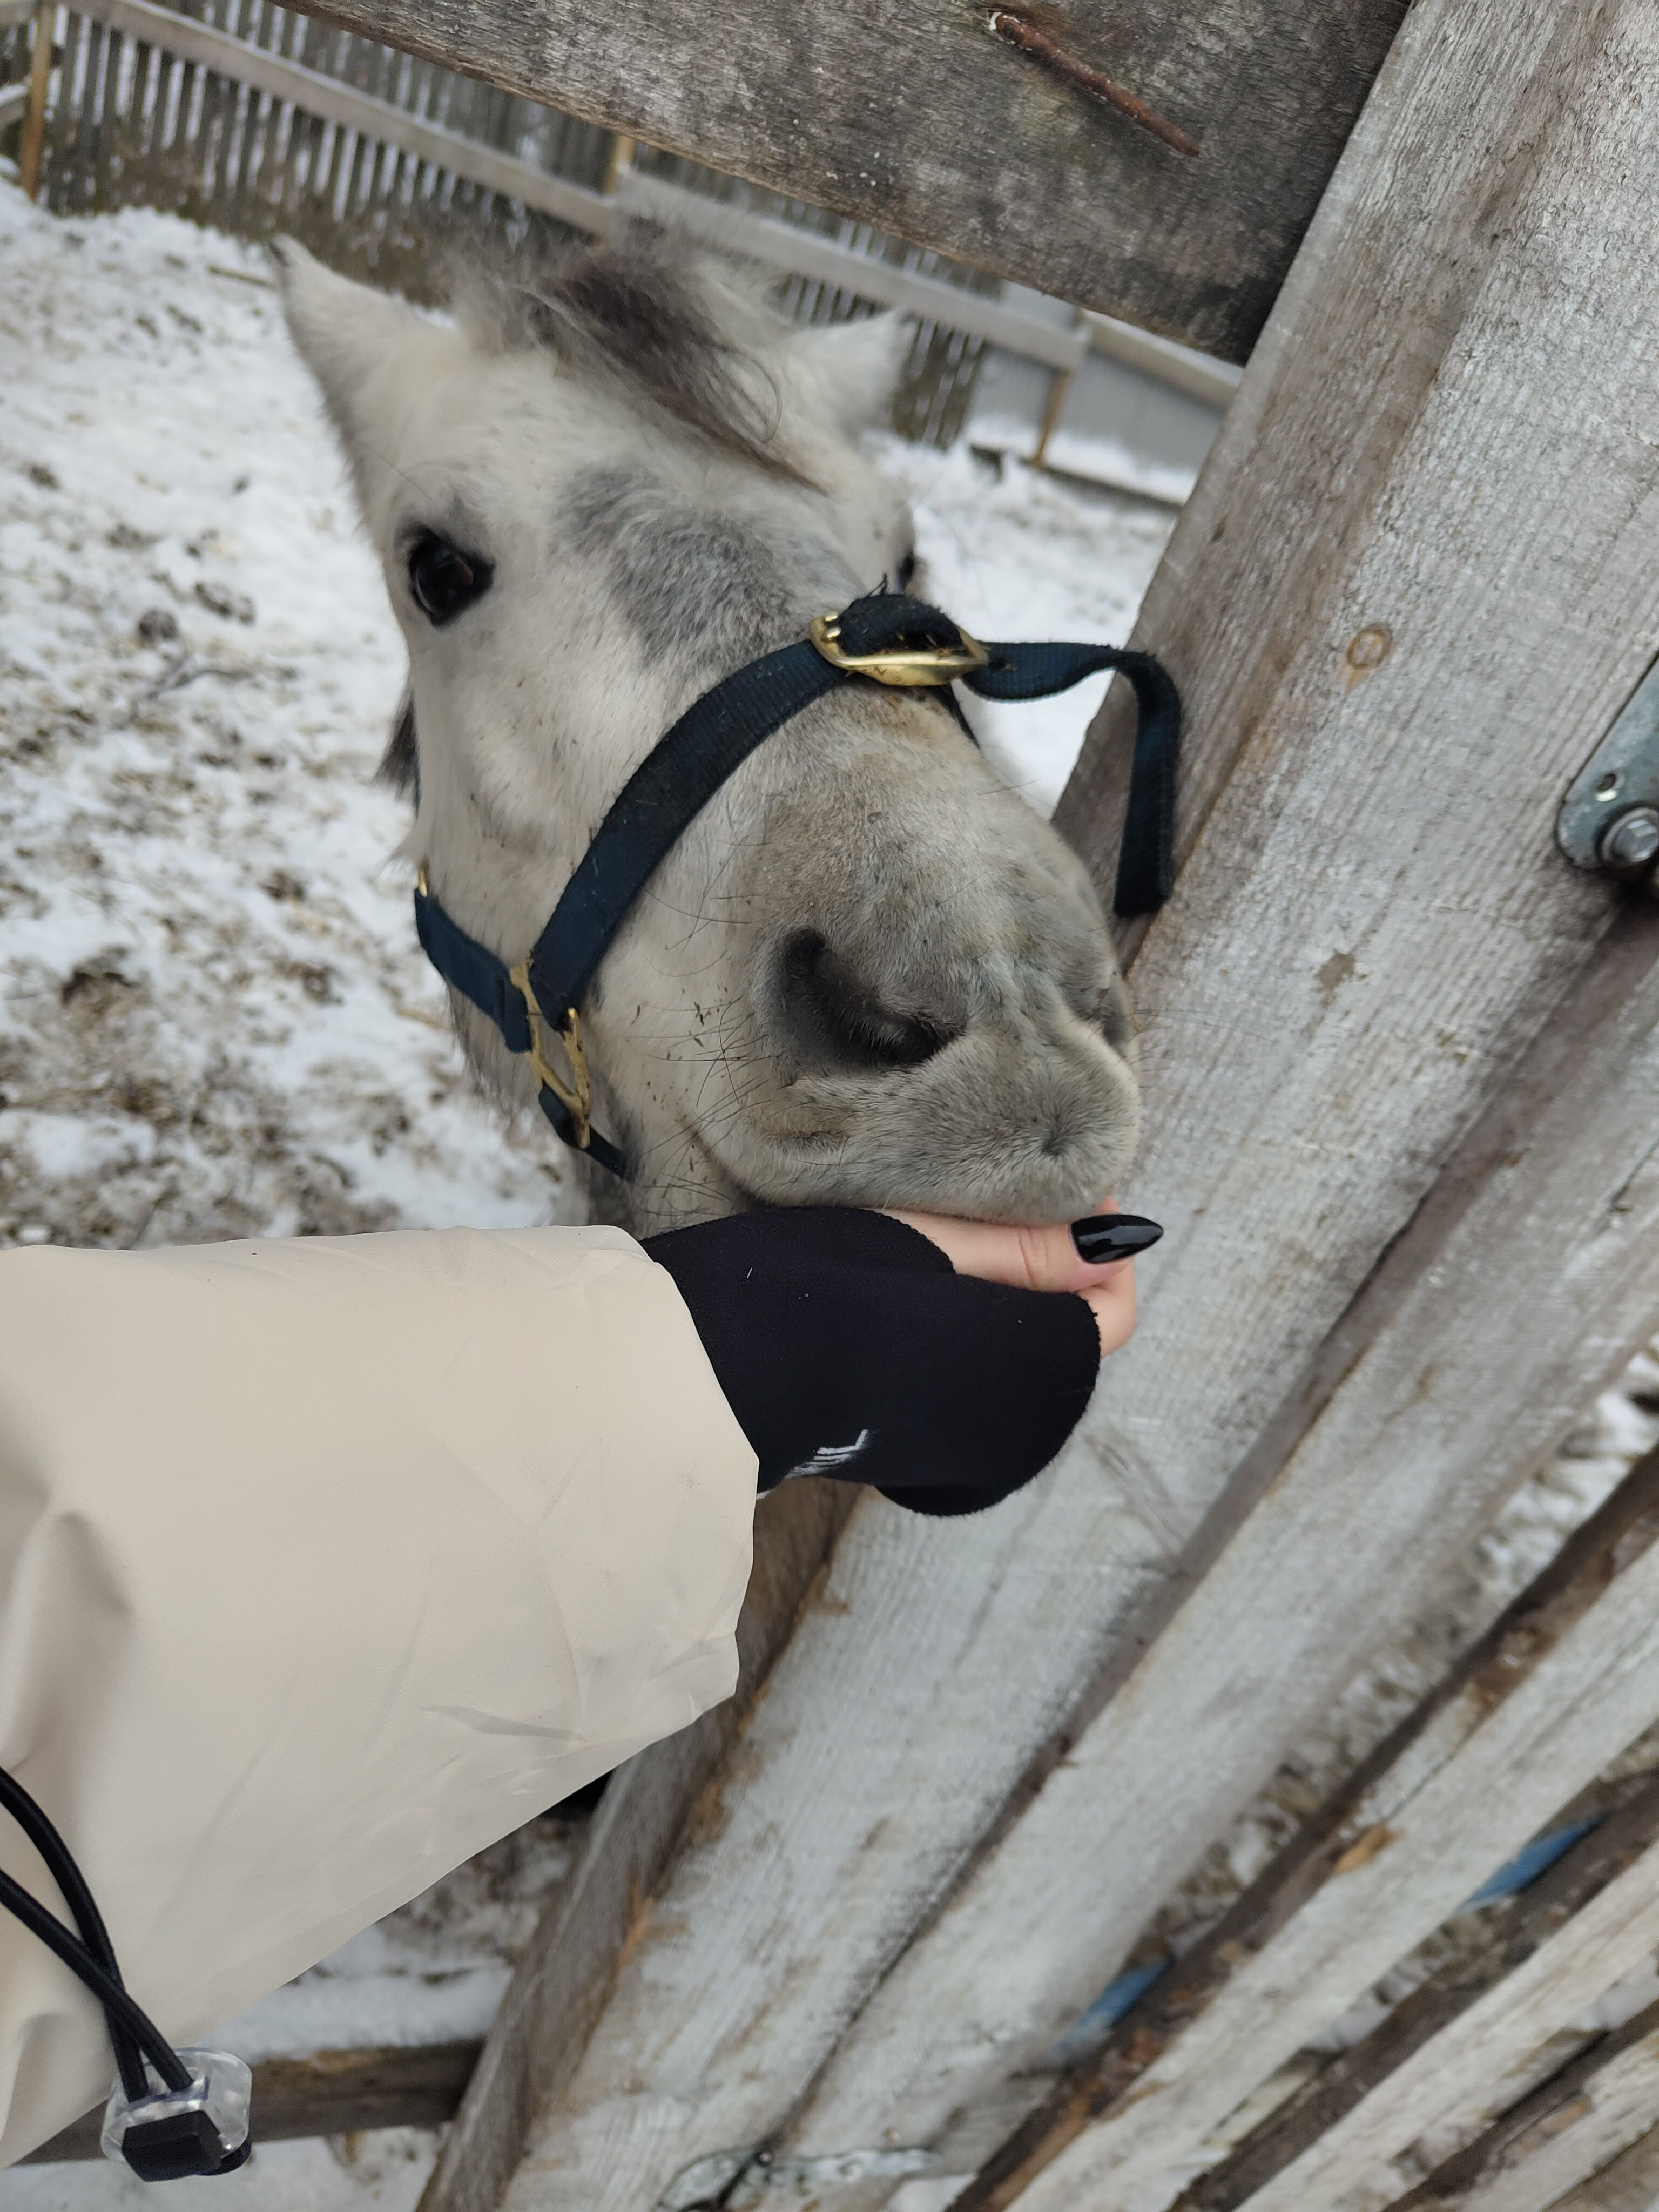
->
[276,234,1139,1232]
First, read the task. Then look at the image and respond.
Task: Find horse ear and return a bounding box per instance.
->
[272,239,432,490]
[790,311,911,432]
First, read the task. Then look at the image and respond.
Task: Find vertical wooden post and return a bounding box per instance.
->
[1031,362,1074,467]
[17,1,53,199]
[602,127,633,195]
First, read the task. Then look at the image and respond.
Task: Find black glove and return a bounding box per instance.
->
[643,1208,1100,1517]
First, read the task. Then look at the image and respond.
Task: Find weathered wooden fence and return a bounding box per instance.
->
[399,4,1659,2209]
[8,0,1004,441]
[4,0,1237,479]
[12,0,1659,2206]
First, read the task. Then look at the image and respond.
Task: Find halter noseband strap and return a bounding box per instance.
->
[413,590,1181,1181]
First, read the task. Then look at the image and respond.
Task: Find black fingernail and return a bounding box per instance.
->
[1070,1213,1163,1263]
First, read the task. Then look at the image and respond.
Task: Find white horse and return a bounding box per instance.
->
[275,234,1140,1232]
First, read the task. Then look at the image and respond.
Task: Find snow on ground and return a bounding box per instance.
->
[0,179,1171,2203]
[0,189,574,1255]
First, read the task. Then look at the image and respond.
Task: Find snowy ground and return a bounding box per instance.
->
[0,193,561,1255]
[0,178,1171,2207]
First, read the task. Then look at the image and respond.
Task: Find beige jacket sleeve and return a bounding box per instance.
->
[0,1225,757,2164]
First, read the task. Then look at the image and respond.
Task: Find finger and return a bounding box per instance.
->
[1079,1267,1138,1358]
[884,1203,1128,1297]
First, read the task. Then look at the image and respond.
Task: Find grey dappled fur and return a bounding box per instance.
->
[278,234,1141,1234]
[564,463,806,674]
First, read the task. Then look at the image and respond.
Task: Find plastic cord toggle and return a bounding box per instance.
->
[0,1761,254,2182]
[102,2049,254,2180]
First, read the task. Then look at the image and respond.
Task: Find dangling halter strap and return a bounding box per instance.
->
[414,590,1180,1181]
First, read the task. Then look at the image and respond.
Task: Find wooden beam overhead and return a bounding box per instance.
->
[288,0,1412,362]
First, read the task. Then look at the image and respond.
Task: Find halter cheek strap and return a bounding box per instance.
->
[413,590,1181,1181]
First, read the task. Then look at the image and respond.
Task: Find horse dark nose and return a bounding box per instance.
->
[774,930,959,1074]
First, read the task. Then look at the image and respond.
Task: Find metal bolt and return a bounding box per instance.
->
[1598,805,1659,878]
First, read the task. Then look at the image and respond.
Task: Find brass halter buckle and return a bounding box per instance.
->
[808,610,990,688]
[508,960,593,1151]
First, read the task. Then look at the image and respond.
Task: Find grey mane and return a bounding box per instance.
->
[457,232,809,485]
[380,692,417,797]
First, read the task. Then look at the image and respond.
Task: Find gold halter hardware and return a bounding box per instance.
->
[419,862,593,1150]
[509,962,593,1151]
[808,610,990,687]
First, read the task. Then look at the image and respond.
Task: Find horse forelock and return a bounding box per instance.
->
[456,230,814,488]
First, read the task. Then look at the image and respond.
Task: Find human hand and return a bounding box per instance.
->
[881,1201,1143,1357]
[647,1204,1135,1512]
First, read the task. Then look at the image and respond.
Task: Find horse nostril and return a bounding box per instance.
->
[776,931,957,1073]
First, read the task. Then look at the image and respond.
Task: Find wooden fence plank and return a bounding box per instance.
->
[414,1481,855,2212]
[1227,1858,1659,2212]
[787,909,1659,2211]
[459,1475,1188,2212]
[25,2041,483,2161]
[420,3,1659,2207]
[1171,1773,1659,2210]
[1529,2120,1659,2212]
[959,1445,1659,2212]
[17,0,52,198]
[760,0,1659,2183]
[1393,2009,1659,2212]
[88,21,118,208]
[975,1372,1659,2211]
[938,923,1659,2212]
[68,15,103,207]
[274,0,1411,361]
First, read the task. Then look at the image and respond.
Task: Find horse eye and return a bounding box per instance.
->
[895,547,919,591]
[408,532,493,626]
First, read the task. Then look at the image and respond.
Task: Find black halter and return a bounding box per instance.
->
[414,591,1180,1181]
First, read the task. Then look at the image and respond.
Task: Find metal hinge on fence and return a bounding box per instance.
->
[658,2144,941,2210]
[1557,657,1659,891]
